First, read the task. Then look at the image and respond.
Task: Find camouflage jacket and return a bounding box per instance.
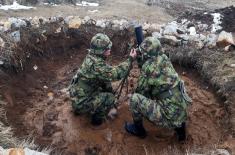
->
[136,53,181,99]
[70,53,132,97]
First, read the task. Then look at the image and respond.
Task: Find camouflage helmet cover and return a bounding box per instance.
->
[139,37,162,57]
[90,33,112,54]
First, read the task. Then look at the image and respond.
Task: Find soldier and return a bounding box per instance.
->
[69,33,136,126]
[125,37,191,141]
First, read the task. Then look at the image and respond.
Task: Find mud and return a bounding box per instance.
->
[0,44,230,155]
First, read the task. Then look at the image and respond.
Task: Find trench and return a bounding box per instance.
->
[0,26,231,155]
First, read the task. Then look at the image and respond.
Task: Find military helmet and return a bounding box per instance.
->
[139,37,162,57]
[90,33,112,54]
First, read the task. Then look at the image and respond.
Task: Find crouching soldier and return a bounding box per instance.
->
[125,37,192,141]
[69,33,136,126]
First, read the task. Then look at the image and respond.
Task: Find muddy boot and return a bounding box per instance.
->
[91,114,103,126]
[174,122,186,142]
[125,121,147,138]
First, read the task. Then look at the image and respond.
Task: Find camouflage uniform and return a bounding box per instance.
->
[69,33,132,120]
[130,37,191,128]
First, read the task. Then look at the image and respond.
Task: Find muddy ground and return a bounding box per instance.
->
[0,0,235,154]
[1,45,230,155]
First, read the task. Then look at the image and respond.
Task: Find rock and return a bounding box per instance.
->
[30,16,41,27]
[96,19,106,28]
[161,35,181,46]
[178,34,190,41]
[0,148,48,155]
[163,21,178,36]
[198,23,208,32]
[211,149,230,155]
[24,148,48,155]
[0,37,5,47]
[225,45,230,51]
[230,64,235,68]
[82,16,91,24]
[8,17,27,29]
[108,108,117,119]
[66,16,82,29]
[205,34,218,48]
[217,31,235,47]
[149,23,162,31]
[152,31,162,39]
[195,40,204,49]
[3,21,11,31]
[10,30,21,42]
[188,26,197,35]
[143,22,151,30]
[225,45,235,52]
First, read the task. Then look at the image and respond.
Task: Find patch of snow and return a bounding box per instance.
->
[0,1,35,10]
[189,27,197,35]
[211,13,222,33]
[33,65,38,70]
[43,3,59,6]
[88,10,99,13]
[76,1,99,7]
[181,19,188,24]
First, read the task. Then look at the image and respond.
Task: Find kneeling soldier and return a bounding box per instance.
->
[125,37,191,141]
[69,33,136,126]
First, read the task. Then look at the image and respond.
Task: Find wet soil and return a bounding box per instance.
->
[1,46,230,155]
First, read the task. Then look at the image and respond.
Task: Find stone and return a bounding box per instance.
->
[178,34,190,41]
[0,37,5,47]
[96,19,106,28]
[205,34,218,48]
[161,35,181,46]
[188,26,197,35]
[198,23,208,32]
[82,16,91,24]
[152,31,162,39]
[163,21,178,36]
[217,31,235,47]
[67,16,82,29]
[3,21,11,31]
[8,17,27,29]
[10,30,21,42]
[195,40,204,49]
[149,23,162,31]
[108,108,117,119]
[211,149,230,155]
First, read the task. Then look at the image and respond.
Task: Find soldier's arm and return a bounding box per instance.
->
[94,58,132,82]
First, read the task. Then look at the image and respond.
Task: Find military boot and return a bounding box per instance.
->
[91,113,103,126]
[174,122,186,141]
[125,120,147,138]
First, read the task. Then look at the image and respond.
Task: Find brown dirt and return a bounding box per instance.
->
[0,45,231,155]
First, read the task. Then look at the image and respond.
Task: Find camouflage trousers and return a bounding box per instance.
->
[130,93,188,128]
[70,92,115,119]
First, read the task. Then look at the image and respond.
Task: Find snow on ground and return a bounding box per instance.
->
[0,1,35,10]
[211,13,222,33]
[76,1,99,7]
